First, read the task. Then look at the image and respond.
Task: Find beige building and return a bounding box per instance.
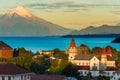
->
[66,37,117,77]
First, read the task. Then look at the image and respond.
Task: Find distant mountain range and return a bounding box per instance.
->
[70,25,120,35]
[0,6,72,36]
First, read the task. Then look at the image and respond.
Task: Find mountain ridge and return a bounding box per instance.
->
[0,6,72,36]
[70,25,120,35]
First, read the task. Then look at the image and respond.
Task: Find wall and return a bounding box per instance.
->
[0,49,13,58]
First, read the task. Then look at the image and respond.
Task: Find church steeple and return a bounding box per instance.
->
[101,48,106,55]
[69,36,76,48]
[107,47,112,56]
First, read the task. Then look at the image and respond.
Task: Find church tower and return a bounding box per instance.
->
[66,36,77,62]
[100,48,107,70]
[107,47,112,56]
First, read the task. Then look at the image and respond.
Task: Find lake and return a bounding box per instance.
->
[0,37,120,53]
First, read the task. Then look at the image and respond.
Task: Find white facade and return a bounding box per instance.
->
[0,74,31,80]
[111,73,120,80]
[90,56,100,71]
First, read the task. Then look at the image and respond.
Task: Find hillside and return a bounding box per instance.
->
[70,25,120,35]
[0,6,72,36]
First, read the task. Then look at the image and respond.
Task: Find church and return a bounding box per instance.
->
[66,36,117,77]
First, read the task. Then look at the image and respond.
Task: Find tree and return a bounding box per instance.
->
[61,63,79,78]
[30,63,46,74]
[49,59,68,74]
[91,47,102,54]
[53,48,67,59]
[11,48,34,70]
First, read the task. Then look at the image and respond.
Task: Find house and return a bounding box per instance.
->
[31,74,66,80]
[111,70,120,80]
[0,41,13,58]
[66,36,117,77]
[38,50,53,56]
[0,62,32,80]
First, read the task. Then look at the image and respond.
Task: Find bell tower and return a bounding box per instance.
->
[66,36,77,62]
[100,48,107,70]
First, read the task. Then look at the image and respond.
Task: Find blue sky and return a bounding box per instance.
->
[0,0,120,29]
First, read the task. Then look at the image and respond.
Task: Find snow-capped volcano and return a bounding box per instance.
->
[0,6,72,36]
[7,6,33,18]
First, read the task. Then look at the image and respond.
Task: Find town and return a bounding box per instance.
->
[0,37,120,80]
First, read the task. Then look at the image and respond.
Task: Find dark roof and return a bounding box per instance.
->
[0,62,30,75]
[106,55,114,61]
[31,74,66,80]
[114,70,120,75]
[0,41,12,50]
[74,54,93,60]
[77,66,90,70]
[106,67,117,71]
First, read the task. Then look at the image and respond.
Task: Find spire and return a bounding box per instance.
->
[69,36,76,48]
[101,48,106,55]
[107,47,111,55]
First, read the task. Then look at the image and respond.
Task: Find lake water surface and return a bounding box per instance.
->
[0,37,119,52]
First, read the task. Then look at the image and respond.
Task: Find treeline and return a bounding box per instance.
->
[0,44,120,79]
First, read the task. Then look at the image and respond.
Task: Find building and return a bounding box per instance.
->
[111,70,120,80]
[31,74,66,80]
[66,37,117,77]
[0,41,13,58]
[38,50,53,56]
[0,62,32,80]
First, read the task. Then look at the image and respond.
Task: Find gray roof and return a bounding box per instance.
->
[74,54,93,60]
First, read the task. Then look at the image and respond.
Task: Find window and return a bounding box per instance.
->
[21,75,23,80]
[27,75,29,79]
[8,76,11,80]
[108,72,109,75]
[2,76,5,80]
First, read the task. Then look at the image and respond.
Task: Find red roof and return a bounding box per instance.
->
[69,36,76,48]
[101,48,106,55]
[31,74,66,80]
[0,62,30,75]
[107,47,111,54]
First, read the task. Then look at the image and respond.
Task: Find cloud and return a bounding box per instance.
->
[25,1,88,12]
[110,10,120,14]
[25,1,120,13]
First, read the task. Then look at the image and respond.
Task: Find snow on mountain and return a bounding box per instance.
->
[7,6,33,18]
[0,6,72,36]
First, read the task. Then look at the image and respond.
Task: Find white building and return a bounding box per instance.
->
[0,62,32,80]
[66,36,117,77]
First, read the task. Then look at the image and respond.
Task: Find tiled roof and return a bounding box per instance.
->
[107,47,111,54]
[69,36,76,48]
[77,66,90,70]
[0,41,12,50]
[0,62,30,75]
[101,48,106,55]
[31,74,66,80]
[106,55,114,61]
[74,54,93,60]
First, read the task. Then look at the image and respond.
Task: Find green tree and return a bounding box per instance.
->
[61,63,79,78]
[53,48,67,59]
[91,47,102,54]
[11,48,34,70]
[30,63,46,74]
[49,59,68,74]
